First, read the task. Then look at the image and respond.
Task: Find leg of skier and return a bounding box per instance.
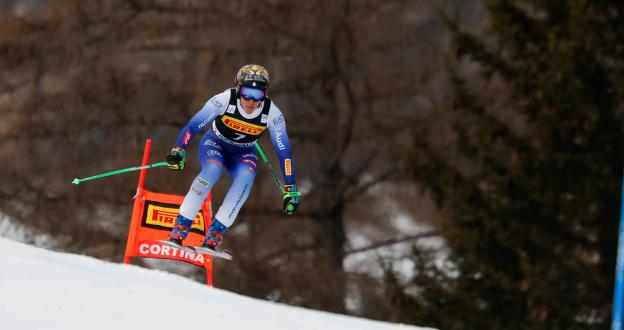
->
[168,136,224,245]
[201,150,258,250]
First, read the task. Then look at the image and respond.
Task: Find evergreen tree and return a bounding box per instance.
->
[397,1,624,329]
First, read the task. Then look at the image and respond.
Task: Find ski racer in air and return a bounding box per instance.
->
[165,64,299,253]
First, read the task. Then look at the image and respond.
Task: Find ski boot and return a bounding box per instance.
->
[201,219,228,251]
[168,214,194,245]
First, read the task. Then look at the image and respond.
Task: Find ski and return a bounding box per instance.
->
[157,240,233,260]
[189,246,233,260]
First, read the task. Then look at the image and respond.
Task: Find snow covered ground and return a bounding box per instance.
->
[0,237,435,330]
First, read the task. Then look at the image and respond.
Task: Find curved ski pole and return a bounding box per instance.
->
[254,142,285,191]
[72,161,168,185]
[253,142,301,197]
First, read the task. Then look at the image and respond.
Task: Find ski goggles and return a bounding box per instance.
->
[239,86,266,101]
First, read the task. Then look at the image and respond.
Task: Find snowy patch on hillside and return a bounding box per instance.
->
[0,214,56,248]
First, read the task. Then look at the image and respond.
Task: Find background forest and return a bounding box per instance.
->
[1,1,623,329]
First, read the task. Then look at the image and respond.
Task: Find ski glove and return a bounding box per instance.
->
[282,184,301,215]
[166,147,186,170]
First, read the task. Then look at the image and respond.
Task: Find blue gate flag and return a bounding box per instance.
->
[612,167,624,330]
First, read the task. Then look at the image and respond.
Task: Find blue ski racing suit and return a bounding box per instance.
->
[166,88,298,248]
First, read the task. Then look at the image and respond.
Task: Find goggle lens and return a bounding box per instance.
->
[239,87,266,101]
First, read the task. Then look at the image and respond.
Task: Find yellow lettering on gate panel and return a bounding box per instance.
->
[145,204,205,231]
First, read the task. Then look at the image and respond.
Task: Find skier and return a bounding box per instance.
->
[165,64,299,252]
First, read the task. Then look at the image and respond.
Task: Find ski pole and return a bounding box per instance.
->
[254,142,284,190]
[71,161,168,185]
[253,142,301,200]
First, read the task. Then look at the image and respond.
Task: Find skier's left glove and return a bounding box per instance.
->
[282,184,301,215]
[166,147,186,170]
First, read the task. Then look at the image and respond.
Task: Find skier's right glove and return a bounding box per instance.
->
[282,184,301,215]
[166,147,186,170]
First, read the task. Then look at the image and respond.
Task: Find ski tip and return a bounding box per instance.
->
[156,240,233,260]
[72,178,80,185]
[193,246,234,261]
[157,239,179,247]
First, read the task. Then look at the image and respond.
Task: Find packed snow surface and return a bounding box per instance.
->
[0,237,434,330]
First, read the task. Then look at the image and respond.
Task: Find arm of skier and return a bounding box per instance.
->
[267,105,299,214]
[167,91,229,170]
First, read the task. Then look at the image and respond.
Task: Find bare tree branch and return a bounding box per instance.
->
[342,167,399,206]
[344,231,440,256]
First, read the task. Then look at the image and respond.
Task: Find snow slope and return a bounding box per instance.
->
[0,237,434,330]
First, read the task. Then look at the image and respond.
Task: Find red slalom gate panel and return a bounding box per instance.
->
[123,139,214,286]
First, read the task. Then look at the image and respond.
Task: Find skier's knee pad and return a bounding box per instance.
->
[239,166,257,182]
[236,160,257,182]
[197,161,223,186]
[179,165,222,220]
